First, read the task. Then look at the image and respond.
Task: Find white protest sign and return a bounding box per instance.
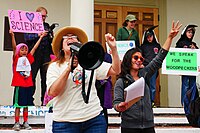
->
[106,40,135,60]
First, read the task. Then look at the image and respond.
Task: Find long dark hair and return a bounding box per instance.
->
[122,20,129,27]
[119,48,142,78]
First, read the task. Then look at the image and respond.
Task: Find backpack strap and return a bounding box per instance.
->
[118,77,130,116]
[127,32,133,40]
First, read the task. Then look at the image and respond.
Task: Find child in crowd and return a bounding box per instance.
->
[140,25,161,107]
[176,24,200,127]
[10,30,45,131]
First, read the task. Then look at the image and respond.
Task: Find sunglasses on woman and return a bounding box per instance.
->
[132,55,144,62]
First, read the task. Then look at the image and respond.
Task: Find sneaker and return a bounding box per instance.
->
[22,121,32,130]
[152,102,157,108]
[13,122,20,131]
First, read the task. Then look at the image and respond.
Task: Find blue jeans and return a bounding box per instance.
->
[149,71,157,103]
[181,75,196,105]
[52,112,107,133]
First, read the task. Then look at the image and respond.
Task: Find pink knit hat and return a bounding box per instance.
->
[16,43,28,56]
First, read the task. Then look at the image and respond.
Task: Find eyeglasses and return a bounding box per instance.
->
[129,20,136,23]
[42,15,48,18]
[63,36,77,39]
[132,55,144,62]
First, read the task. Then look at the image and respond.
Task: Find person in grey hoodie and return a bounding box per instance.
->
[113,21,182,133]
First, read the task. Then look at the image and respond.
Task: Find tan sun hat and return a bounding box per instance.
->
[52,26,88,57]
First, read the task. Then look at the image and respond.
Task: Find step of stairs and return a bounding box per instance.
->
[0,128,200,133]
[0,106,200,133]
[108,108,189,126]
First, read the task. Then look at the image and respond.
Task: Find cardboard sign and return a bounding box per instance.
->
[8,9,44,33]
[162,48,200,76]
[106,40,135,60]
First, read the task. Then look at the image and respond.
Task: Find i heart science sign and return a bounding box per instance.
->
[8,9,44,33]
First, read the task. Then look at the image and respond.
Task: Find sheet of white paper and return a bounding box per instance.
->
[124,77,145,102]
[16,57,31,71]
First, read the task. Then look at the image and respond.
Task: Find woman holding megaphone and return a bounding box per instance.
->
[46,26,120,133]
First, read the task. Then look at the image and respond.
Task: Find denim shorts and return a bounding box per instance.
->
[52,112,107,133]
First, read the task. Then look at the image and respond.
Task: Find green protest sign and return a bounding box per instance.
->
[166,51,197,72]
[162,48,200,76]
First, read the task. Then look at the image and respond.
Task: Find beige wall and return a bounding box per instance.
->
[0,0,70,105]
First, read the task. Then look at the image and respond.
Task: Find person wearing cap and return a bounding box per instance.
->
[116,14,140,48]
[9,30,45,131]
[46,27,121,133]
[176,24,200,126]
[140,26,161,107]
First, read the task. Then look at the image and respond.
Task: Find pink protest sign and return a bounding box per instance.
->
[8,9,44,33]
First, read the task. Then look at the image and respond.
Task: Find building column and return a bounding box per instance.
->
[70,0,94,41]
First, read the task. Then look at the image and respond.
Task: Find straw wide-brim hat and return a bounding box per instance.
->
[52,26,88,57]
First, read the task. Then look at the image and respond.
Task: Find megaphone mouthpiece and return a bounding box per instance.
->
[70,42,82,55]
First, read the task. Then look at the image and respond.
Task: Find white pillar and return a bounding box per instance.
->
[70,0,94,41]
